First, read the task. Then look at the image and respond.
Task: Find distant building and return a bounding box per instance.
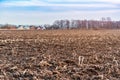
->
[24,26,30,30]
[17,25,31,30]
[17,25,25,30]
[37,26,46,30]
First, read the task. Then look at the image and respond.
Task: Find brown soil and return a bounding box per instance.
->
[0,30,120,80]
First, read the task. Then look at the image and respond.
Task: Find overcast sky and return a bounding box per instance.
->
[0,0,120,25]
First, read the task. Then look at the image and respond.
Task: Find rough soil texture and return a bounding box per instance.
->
[0,30,120,80]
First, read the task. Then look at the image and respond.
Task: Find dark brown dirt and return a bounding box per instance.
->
[0,30,120,80]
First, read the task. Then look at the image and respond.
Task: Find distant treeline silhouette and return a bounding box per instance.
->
[0,17,120,30]
[48,17,120,30]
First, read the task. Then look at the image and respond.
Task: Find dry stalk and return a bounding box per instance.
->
[113,57,118,67]
[72,51,77,59]
[78,56,84,66]
[1,70,9,80]
[91,74,104,80]
[94,54,98,61]
[98,75,104,80]
[0,75,4,80]
[11,47,18,56]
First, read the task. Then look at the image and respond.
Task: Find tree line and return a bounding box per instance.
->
[0,17,120,30]
[45,17,120,30]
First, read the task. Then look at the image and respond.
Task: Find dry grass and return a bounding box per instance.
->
[0,30,120,80]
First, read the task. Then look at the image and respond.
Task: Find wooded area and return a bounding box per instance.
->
[49,17,120,29]
[0,17,120,30]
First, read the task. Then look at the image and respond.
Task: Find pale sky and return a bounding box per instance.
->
[0,0,120,25]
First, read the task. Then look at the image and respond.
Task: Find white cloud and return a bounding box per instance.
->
[1,0,117,9]
[1,10,120,25]
[0,0,120,25]
[47,0,120,4]
[1,0,119,7]
[46,0,91,2]
[94,0,120,4]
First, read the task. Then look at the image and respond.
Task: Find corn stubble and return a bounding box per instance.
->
[0,30,120,80]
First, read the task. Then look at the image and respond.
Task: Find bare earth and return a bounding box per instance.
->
[0,30,120,80]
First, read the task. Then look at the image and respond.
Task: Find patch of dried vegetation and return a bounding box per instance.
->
[0,30,120,80]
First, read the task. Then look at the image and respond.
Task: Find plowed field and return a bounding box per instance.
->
[0,30,120,80]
